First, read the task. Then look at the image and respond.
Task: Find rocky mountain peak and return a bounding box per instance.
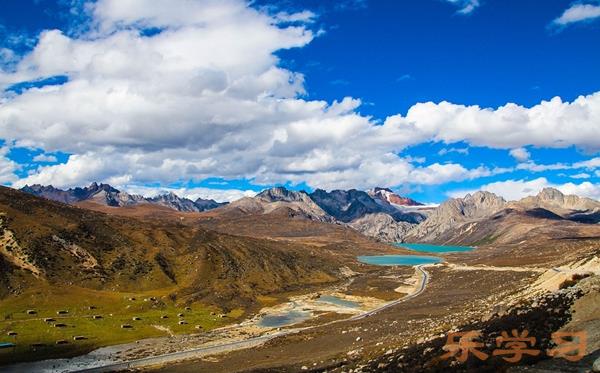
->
[256,187,309,203]
[368,187,423,207]
[537,187,565,202]
[464,191,506,205]
[513,187,599,216]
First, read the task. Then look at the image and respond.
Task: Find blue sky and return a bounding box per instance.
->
[0,0,599,202]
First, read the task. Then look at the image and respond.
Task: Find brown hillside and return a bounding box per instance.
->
[0,187,347,308]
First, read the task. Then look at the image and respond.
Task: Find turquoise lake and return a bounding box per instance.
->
[357,255,442,266]
[317,295,360,309]
[394,243,474,253]
[257,310,311,328]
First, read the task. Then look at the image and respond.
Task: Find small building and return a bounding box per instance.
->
[88,305,97,310]
[121,324,132,329]
[7,331,17,336]
[26,310,37,315]
[195,325,203,330]
[56,310,69,315]
[92,315,102,319]
[55,340,69,345]
[128,297,136,301]
[54,323,67,328]
[44,318,55,322]
[160,315,168,319]
[178,320,187,325]
[132,317,141,321]
[177,313,184,317]
[73,336,87,341]
[0,343,15,349]
[185,307,192,311]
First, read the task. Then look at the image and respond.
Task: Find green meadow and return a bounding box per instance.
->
[0,285,243,364]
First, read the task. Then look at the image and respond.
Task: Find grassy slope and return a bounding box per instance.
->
[0,187,344,364]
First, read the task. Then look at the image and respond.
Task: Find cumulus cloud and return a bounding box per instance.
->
[2,0,600,192]
[0,147,18,184]
[448,177,600,201]
[383,94,600,151]
[553,2,600,26]
[509,147,530,162]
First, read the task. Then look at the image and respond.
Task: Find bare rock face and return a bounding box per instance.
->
[349,213,415,242]
[309,188,425,223]
[512,187,600,222]
[405,191,507,242]
[147,192,221,212]
[224,187,334,222]
[310,188,389,223]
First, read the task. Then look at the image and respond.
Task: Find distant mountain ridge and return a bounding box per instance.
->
[309,188,425,223]
[18,184,600,245]
[20,183,224,212]
[404,187,600,245]
[215,187,333,222]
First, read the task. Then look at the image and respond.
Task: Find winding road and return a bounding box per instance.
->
[350,264,429,320]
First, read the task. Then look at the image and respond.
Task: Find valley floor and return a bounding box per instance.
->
[147,240,600,373]
[1,235,598,373]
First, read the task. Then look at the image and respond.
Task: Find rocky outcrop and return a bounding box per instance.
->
[405,191,507,243]
[310,188,404,223]
[349,213,415,242]
[22,182,147,207]
[404,188,600,245]
[222,187,333,222]
[148,192,223,212]
[512,187,600,223]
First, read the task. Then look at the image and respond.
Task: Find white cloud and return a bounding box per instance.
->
[509,147,530,162]
[0,147,18,184]
[383,94,600,151]
[32,153,58,163]
[573,157,600,169]
[448,177,600,201]
[445,0,480,15]
[571,173,591,179]
[553,3,600,26]
[516,161,569,172]
[2,0,600,193]
[515,157,600,173]
[558,181,600,201]
[438,147,469,156]
[122,185,256,202]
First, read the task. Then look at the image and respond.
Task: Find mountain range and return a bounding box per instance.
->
[21,183,225,212]
[19,183,600,246]
[404,188,600,245]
